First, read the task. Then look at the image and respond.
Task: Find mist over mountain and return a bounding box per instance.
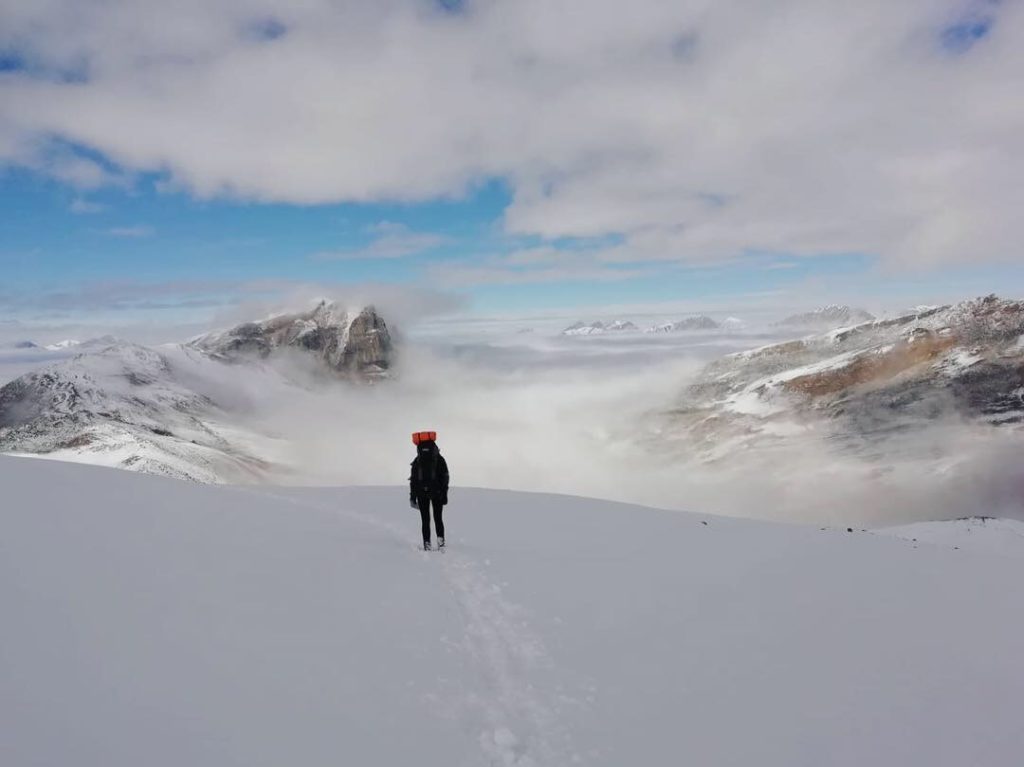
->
[646,316,720,333]
[778,305,876,330]
[0,302,394,482]
[673,296,1024,439]
[2,294,1023,526]
[562,319,638,335]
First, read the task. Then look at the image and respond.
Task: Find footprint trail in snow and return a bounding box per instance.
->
[440,551,579,766]
[251,488,581,765]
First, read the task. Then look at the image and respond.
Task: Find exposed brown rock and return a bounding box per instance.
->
[784,331,959,398]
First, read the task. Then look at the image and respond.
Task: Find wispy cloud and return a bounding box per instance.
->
[105,225,153,238]
[0,278,467,330]
[70,198,106,214]
[311,222,448,261]
[429,248,652,287]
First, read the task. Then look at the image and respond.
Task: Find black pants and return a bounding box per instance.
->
[417,496,445,543]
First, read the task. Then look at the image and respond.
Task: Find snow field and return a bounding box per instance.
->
[3,456,1024,766]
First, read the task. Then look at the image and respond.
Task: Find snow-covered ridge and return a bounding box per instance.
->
[878,516,1024,557]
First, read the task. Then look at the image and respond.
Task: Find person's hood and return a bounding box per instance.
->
[416,440,439,459]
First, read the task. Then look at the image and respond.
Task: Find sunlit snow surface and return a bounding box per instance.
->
[878,516,1024,557]
[2,456,1023,767]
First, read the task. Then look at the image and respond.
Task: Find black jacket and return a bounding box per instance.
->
[409,441,449,505]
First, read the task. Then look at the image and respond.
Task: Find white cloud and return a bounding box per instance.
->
[0,0,1021,269]
[70,198,106,214]
[430,245,656,286]
[311,222,448,260]
[105,225,153,238]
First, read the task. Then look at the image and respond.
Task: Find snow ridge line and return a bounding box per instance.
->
[441,552,577,767]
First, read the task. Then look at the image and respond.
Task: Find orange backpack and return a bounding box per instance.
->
[412,431,437,445]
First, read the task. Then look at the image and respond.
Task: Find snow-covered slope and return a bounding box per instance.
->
[0,301,395,482]
[666,295,1024,459]
[0,342,271,482]
[2,455,1022,767]
[878,516,1024,557]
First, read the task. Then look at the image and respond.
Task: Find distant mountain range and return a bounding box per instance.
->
[564,315,747,335]
[6,294,1023,494]
[562,320,638,335]
[778,305,875,330]
[645,315,721,333]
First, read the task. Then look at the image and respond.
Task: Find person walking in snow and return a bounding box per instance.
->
[410,432,450,551]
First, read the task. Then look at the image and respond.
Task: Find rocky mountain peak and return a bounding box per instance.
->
[189,301,393,380]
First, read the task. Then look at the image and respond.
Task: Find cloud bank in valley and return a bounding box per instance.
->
[3,298,1023,526]
[220,324,1024,527]
[1,0,1022,272]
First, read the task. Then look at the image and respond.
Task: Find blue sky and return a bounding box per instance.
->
[4,164,1020,330]
[0,165,880,320]
[1,0,1021,337]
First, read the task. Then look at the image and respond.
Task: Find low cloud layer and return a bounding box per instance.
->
[4,308,1022,525]
[222,327,1024,526]
[2,0,1022,271]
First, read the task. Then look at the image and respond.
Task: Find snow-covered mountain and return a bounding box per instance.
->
[43,339,81,351]
[663,295,1024,460]
[5,455,1023,767]
[645,315,720,333]
[39,335,126,353]
[4,340,39,350]
[562,319,637,335]
[0,341,270,482]
[189,301,392,380]
[0,301,395,482]
[779,304,875,330]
